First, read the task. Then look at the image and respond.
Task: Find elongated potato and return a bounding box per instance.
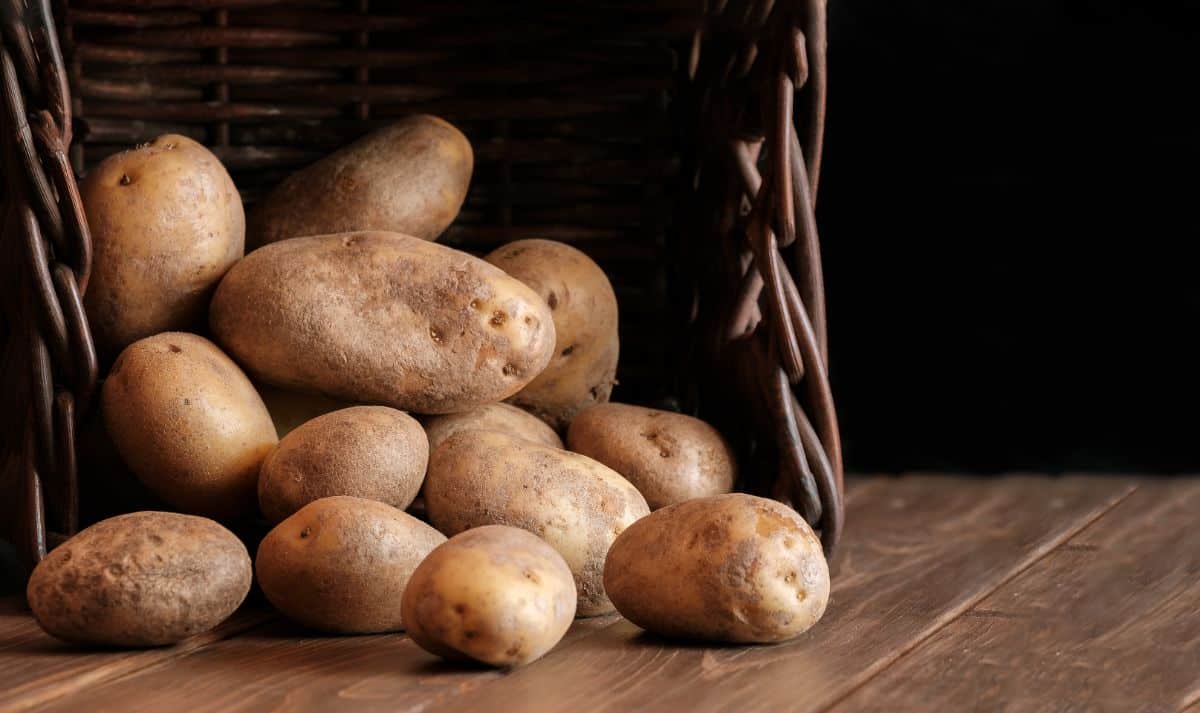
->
[567,403,736,508]
[258,406,428,523]
[605,494,830,643]
[249,115,472,246]
[82,134,244,358]
[424,402,562,452]
[102,333,277,518]
[210,231,555,414]
[485,240,619,429]
[27,512,252,646]
[424,430,649,616]
[256,496,446,633]
[402,526,576,667]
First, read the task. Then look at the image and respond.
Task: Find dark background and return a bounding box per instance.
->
[821,1,1199,474]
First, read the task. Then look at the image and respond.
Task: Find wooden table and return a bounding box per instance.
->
[2,474,1198,713]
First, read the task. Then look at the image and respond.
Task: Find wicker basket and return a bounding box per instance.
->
[0,0,843,575]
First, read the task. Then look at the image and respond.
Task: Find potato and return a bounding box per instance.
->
[424,430,649,616]
[402,525,576,667]
[255,496,446,633]
[567,403,736,509]
[604,494,830,643]
[26,512,251,647]
[102,333,277,518]
[249,115,471,247]
[256,383,353,438]
[424,402,562,453]
[82,134,244,358]
[210,231,555,414]
[258,406,428,523]
[484,240,618,429]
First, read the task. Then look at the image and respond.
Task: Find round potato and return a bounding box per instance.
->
[402,525,576,667]
[82,134,244,358]
[210,231,555,414]
[256,383,353,438]
[249,115,472,247]
[485,240,618,429]
[26,512,251,647]
[424,430,649,616]
[256,496,446,633]
[604,494,829,643]
[258,406,428,523]
[567,403,736,509]
[424,402,562,453]
[102,332,277,518]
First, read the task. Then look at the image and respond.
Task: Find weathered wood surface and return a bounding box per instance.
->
[4,475,1191,713]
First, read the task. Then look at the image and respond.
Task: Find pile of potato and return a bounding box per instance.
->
[25,116,830,666]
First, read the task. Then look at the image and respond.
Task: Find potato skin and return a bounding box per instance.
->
[424,402,562,453]
[26,512,251,647]
[485,240,618,430]
[82,134,244,358]
[424,430,649,616]
[210,231,555,414]
[402,525,576,667]
[249,115,471,246]
[604,494,829,643]
[258,406,428,523]
[102,333,278,518]
[255,496,446,633]
[567,403,736,509]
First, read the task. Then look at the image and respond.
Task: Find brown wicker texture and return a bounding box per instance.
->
[0,0,841,572]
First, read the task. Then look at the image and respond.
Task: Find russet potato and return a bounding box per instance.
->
[101,332,277,519]
[258,406,428,523]
[249,115,472,247]
[402,525,576,667]
[604,494,830,643]
[485,240,619,429]
[82,134,244,358]
[567,403,736,509]
[210,231,556,415]
[255,496,446,634]
[423,430,649,616]
[26,512,252,647]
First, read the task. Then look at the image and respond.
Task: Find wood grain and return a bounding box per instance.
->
[0,600,272,713]
[418,475,1135,713]
[33,615,620,713]
[829,479,1200,713]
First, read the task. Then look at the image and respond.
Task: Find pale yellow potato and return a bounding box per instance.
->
[27,512,251,647]
[82,134,244,358]
[424,430,649,616]
[402,525,576,667]
[485,240,618,429]
[249,115,472,247]
[424,402,562,453]
[567,403,736,509]
[604,494,829,643]
[210,231,555,414]
[256,383,353,438]
[102,333,277,518]
[258,406,428,523]
[256,496,446,633]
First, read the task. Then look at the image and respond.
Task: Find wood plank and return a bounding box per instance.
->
[423,475,1136,713]
[0,600,273,713]
[33,615,620,713]
[829,479,1200,713]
